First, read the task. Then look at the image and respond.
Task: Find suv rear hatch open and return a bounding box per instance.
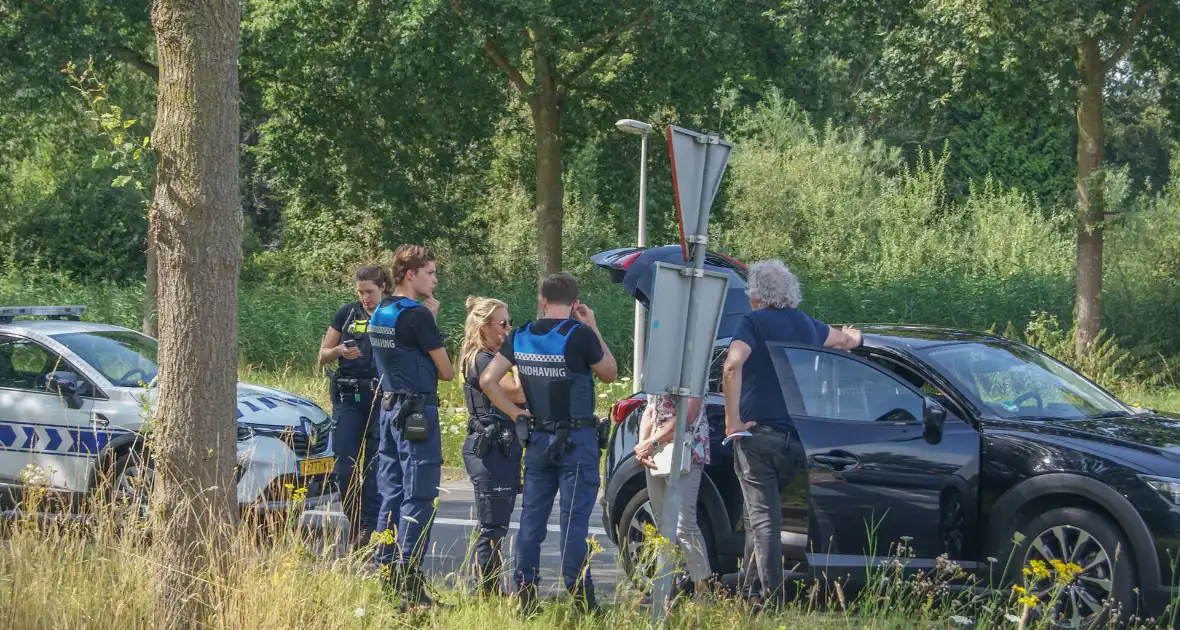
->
[590,245,751,338]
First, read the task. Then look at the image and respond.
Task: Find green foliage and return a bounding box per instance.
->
[63,58,154,202]
[721,95,1075,332]
[0,111,149,282]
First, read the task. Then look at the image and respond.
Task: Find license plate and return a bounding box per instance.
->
[299,457,335,477]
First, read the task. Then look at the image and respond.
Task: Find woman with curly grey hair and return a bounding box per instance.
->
[722,259,862,612]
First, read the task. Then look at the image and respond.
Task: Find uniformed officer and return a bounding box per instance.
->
[316,265,390,552]
[458,295,526,596]
[481,272,618,615]
[367,245,454,609]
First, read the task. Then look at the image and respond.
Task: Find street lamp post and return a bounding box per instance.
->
[615,118,654,392]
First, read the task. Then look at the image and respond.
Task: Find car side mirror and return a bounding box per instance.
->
[923,397,947,443]
[46,371,83,409]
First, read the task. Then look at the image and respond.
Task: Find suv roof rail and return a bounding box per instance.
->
[0,305,86,323]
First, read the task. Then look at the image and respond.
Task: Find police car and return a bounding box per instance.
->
[0,306,338,516]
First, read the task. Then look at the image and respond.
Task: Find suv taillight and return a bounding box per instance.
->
[611,397,644,424]
[618,251,643,270]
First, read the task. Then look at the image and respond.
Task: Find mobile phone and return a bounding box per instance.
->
[342,339,357,349]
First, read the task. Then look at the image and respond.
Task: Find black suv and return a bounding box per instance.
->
[594,246,1180,626]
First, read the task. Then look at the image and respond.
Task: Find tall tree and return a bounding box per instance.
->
[836,0,1180,355]
[148,0,242,625]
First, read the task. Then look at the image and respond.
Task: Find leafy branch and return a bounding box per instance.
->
[62,57,154,208]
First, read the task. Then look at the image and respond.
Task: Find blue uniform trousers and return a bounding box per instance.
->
[373,402,442,568]
[330,397,381,548]
[514,427,601,593]
[462,429,522,591]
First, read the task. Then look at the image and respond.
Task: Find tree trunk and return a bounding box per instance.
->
[148,0,242,626]
[1075,34,1105,357]
[143,229,158,338]
[531,30,563,290]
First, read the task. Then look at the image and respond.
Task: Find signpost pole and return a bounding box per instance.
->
[649,127,730,624]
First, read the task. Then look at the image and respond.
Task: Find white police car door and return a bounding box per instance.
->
[0,334,100,493]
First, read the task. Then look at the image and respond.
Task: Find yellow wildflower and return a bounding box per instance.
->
[1029,559,1051,580]
[293,487,308,502]
[1012,585,1027,596]
[1018,594,1040,608]
[586,537,605,554]
[1050,559,1084,585]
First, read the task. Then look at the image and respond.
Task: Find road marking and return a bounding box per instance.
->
[433,516,607,537]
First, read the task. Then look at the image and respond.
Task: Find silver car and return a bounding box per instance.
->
[0,306,338,516]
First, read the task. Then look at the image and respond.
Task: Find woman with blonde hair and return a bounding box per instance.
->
[459,295,526,595]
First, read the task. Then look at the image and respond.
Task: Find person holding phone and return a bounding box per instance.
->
[317,264,391,553]
[481,272,617,616]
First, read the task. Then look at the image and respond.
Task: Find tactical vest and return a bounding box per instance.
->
[368,296,438,394]
[512,320,595,425]
[463,356,506,422]
[336,303,377,379]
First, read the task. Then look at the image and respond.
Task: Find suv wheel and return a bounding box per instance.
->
[619,488,659,592]
[1002,506,1136,628]
[97,446,155,526]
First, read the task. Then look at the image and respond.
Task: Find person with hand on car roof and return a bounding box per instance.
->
[317,264,390,554]
[367,244,454,611]
[633,391,715,607]
[458,296,526,596]
[721,259,862,612]
[480,272,618,616]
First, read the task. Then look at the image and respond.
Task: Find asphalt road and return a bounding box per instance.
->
[415,480,628,599]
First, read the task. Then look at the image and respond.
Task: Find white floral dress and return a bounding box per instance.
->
[648,393,710,466]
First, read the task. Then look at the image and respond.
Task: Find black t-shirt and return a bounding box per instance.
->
[330,301,377,378]
[393,306,445,354]
[466,349,496,388]
[498,319,604,373]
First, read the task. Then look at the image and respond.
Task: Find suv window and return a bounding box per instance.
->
[707,344,728,395]
[778,348,924,423]
[0,336,69,392]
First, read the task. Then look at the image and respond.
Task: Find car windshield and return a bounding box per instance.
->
[52,331,159,388]
[919,342,1128,420]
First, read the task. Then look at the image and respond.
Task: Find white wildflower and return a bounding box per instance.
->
[1005,614,1021,623]
[402,515,419,524]
[354,607,366,617]
[951,615,972,625]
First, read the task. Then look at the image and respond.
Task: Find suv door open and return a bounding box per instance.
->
[766,342,982,571]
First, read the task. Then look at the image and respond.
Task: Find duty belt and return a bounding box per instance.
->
[532,417,598,433]
[380,391,440,408]
[467,416,513,435]
[335,376,379,392]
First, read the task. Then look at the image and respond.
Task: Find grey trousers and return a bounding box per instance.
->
[733,425,799,604]
[645,462,712,582]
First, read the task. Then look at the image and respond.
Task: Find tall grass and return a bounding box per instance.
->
[3,483,1176,629]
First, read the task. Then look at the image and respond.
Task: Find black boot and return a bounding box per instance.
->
[572,587,600,615]
[517,583,539,616]
[397,567,444,611]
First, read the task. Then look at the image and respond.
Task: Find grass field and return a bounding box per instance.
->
[2,492,1176,630]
